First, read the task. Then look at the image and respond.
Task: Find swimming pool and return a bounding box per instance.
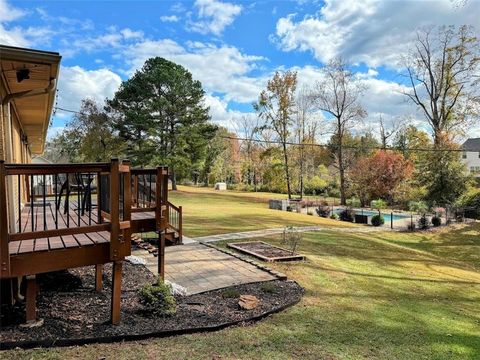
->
[333,208,411,222]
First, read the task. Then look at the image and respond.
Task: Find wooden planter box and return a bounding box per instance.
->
[227,241,305,262]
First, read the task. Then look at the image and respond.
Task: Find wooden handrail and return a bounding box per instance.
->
[5,163,111,175]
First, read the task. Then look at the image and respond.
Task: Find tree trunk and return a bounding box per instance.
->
[282,141,292,200]
[337,122,346,205]
[171,167,177,191]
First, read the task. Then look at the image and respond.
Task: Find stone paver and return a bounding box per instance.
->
[132,243,275,295]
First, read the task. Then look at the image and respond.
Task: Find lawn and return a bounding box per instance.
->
[169,185,352,237]
[6,222,479,360]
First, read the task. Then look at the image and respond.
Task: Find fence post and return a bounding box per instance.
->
[410,214,414,231]
[391,212,393,229]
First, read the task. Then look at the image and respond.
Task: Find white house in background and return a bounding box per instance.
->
[462,138,480,177]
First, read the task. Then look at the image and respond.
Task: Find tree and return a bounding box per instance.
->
[404,25,480,145]
[234,115,261,189]
[379,116,401,150]
[350,150,414,206]
[107,57,216,189]
[46,99,123,163]
[294,85,316,198]
[311,58,367,204]
[416,134,469,205]
[255,71,297,200]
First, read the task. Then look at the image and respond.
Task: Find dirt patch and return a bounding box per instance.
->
[0,262,303,349]
[228,241,305,262]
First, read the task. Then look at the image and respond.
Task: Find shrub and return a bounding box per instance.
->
[371,199,387,210]
[407,222,416,231]
[346,197,361,208]
[431,216,441,227]
[222,287,240,298]
[286,206,293,212]
[307,211,314,216]
[417,215,430,230]
[316,205,330,218]
[339,209,355,222]
[371,214,385,226]
[409,201,428,214]
[260,282,278,294]
[138,279,176,316]
[330,213,339,220]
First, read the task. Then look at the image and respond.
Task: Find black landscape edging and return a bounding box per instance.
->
[0,286,302,351]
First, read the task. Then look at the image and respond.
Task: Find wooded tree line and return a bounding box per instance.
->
[47,25,479,207]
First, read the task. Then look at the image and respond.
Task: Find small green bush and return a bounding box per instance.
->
[371,214,385,226]
[221,287,240,298]
[330,213,339,220]
[431,216,441,227]
[286,206,293,212]
[138,279,176,316]
[417,215,430,230]
[346,197,361,208]
[260,282,278,294]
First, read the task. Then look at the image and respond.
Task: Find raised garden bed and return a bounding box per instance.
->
[0,262,303,349]
[227,241,305,262]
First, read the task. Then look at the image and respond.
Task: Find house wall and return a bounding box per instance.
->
[462,151,480,177]
[1,78,33,232]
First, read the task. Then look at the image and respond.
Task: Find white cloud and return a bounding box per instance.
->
[188,0,242,36]
[273,0,480,68]
[204,93,256,130]
[56,66,122,113]
[0,0,25,22]
[160,15,180,23]
[122,39,266,103]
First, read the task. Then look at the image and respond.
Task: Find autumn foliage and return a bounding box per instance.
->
[351,150,413,206]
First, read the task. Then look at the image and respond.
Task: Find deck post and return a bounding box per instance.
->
[155,167,162,231]
[95,264,103,292]
[109,159,120,261]
[0,161,10,277]
[122,160,132,257]
[111,260,123,325]
[25,275,36,323]
[178,206,183,244]
[158,231,165,280]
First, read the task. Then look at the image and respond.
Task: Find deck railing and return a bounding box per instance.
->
[0,159,131,277]
[166,201,183,242]
[131,167,169,230]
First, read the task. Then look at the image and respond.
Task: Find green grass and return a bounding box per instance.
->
[4,188,480,359]
[169,185,353,237]
[7,223,480,360]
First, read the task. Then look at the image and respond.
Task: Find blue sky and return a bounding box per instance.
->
[1,0,479,139]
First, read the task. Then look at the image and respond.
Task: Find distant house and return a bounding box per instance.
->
[461,138,480,177]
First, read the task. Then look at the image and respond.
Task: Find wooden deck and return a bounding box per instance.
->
[1,161,180,325]
[9,200,158,255]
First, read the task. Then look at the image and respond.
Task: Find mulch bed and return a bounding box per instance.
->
[227,241,305,262]
[0,262,303,349]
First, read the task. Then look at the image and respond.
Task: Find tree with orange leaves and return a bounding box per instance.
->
[351,150,414,206]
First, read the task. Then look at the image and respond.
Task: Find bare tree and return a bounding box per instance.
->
[255,71,298,200]
[295,85,315,198]
[404,25,480,146]
[379,115,402,149]
[234,115,261,190]
[311,58,367,205]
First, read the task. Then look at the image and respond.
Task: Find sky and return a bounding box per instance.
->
[1,0,479,141]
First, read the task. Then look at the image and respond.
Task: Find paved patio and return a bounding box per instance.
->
[132,243,276,294]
